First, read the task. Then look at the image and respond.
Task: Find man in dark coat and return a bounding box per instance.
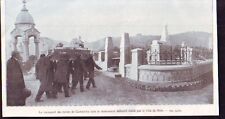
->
[45,54,56,98]
[7,51,29,106]
[35,54,52,102]
[53,53,70,97]
[46,50,57,97]
[71,55,88,93]
[35,54,45,81]
[85,55,102,89]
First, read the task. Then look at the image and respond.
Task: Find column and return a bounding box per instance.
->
[104,37,113,70]
[35,42,39,58]
[131,48,143,80]
[23,40,29,61]
[119,33,131,77]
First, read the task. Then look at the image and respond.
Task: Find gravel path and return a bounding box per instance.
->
[24,71,213,106]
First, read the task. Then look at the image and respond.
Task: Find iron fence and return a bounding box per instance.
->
[148,45,213,65]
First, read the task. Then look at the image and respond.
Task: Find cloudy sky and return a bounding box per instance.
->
[5,0,213,42]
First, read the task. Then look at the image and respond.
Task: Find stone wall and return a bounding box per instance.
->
[137,60,212,83]
[125,60,212,82]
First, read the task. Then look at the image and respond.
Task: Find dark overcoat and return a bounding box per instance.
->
[73,58,87,80]
[35,59,40,79]
[35,57,51,92]
[45,57,56,91]
[54,59,70,83]
[7,57,26,106]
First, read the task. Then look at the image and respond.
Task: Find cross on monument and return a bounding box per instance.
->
[23,0,26,4]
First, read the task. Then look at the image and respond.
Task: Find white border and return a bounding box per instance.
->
[1,0,219,117]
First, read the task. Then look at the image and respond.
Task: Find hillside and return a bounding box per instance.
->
[85,31,212,51]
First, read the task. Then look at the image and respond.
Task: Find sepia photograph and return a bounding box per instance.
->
[2,0,218,117]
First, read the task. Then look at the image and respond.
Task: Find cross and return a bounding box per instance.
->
[23,0,26,6]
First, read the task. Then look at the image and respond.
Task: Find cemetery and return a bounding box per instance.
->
[95,26,213,91]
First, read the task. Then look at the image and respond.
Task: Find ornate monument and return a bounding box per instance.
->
[10,0,40,61]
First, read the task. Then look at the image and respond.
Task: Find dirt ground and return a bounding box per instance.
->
[24,71,213,106]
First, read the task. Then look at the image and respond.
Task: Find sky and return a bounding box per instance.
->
[4,0,214,43]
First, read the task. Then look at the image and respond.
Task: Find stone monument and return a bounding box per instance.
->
[119,33,131,77]
[10,0,40,61]
[104,37,114,70]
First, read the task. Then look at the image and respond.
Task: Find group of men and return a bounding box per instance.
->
[6,50,102,106]
[35,52,102,102]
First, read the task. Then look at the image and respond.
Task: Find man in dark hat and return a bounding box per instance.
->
[7,51,31,106]
[85,55,102,89]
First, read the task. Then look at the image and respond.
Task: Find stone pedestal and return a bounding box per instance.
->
[119,33,131,77]
[131,48,143,80]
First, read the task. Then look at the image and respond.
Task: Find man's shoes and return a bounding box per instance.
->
[93,86,97,88]
[86,87,90,90]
